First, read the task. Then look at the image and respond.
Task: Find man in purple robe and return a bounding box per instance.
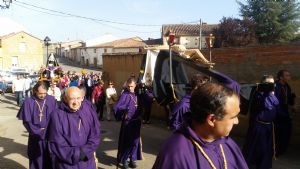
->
[140,84,154,124]
[274,69,295,156]
[170,71,240,131]
[47,87,100,169]
[170,74,208,131]
[153,83,248,169]
[17,81,57,169]
[114,78,143,169]
[243,75,279,169]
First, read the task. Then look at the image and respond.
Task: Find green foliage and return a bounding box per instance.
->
[213,17,257,47]
[238,0,300,44]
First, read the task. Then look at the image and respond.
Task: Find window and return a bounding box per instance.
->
[0,39,2,48]
[19,42,26,53]
[94,48,97,53]
[104,48,107,53]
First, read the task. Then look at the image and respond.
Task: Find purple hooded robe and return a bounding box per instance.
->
[17,94,57,169]
[170,94,191,131]
[153,125,248,169]
[170,71,240,131]
[47,101,100,169]
[243,91,279,169]
[114,91,143,163]
[274,80,294,156]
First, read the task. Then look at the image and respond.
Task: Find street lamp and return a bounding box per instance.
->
[168,30,175,86]
[167,30,179,102]
[205,33,215,81]
[44,36,51,61]
[0,0,13,9]
[205,33,215,63]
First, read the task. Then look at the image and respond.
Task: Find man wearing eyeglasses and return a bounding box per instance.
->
[47,86,100,169]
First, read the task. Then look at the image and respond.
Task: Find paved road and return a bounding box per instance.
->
[56,57,102,74]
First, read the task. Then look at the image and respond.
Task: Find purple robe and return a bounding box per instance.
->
[47,101,100,169]
[170,71,240,132]
[170,94,191,131]
[140,87,154,122]
[211,70,240,95]
[153,125,248,169]
[243,91,279,169]
[17,95,57,169]
[274,80,293,156]
[114,91,143,163]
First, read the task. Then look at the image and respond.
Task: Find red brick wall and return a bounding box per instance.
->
[202,43,300,108]
[201,43,300,142]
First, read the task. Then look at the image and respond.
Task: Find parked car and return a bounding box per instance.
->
[0,81,7,95]
[3,71,29,93]
[29,74,39,88]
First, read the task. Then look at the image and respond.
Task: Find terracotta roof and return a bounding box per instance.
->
[0,31,42,41]
[162,24,219,36]
[94,37,146,48]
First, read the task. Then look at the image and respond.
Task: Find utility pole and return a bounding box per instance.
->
[199,18,202,50]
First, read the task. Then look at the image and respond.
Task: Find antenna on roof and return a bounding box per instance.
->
[0,0,14,9]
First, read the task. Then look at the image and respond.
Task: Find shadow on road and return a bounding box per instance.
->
[0,137,27,169]
[5,106,20,111]
[3,94,16,102]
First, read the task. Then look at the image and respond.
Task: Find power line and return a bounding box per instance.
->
[14,3,72,17]
[13,1,159,34]
[14,0,161,27]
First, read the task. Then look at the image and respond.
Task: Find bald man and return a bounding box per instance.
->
[47,87,100,169]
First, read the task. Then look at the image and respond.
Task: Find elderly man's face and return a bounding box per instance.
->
[65,88,83,112]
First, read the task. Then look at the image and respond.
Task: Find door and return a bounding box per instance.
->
[11,56,18,68]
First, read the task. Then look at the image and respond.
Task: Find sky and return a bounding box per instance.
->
[1,0,245,43]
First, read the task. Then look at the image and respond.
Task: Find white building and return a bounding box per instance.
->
[77,35,119,68]
[161,24,218,49]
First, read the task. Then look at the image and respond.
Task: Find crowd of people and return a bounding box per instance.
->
[13,68,296,169]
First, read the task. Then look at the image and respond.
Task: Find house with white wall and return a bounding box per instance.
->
[161,24,218,49]
[96,37,146,54]
[77,35,118,68]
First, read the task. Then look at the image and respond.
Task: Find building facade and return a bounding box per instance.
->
[0,31,43,72]
[161,24,218,49]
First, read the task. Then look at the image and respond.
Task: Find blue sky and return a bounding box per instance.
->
[2,0,245,42]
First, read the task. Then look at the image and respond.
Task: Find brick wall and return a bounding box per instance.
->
[201,43,300,110]
[201,43,300,143]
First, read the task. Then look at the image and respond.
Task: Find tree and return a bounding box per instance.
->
[238,0,300,44]
[213,17,257,47]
